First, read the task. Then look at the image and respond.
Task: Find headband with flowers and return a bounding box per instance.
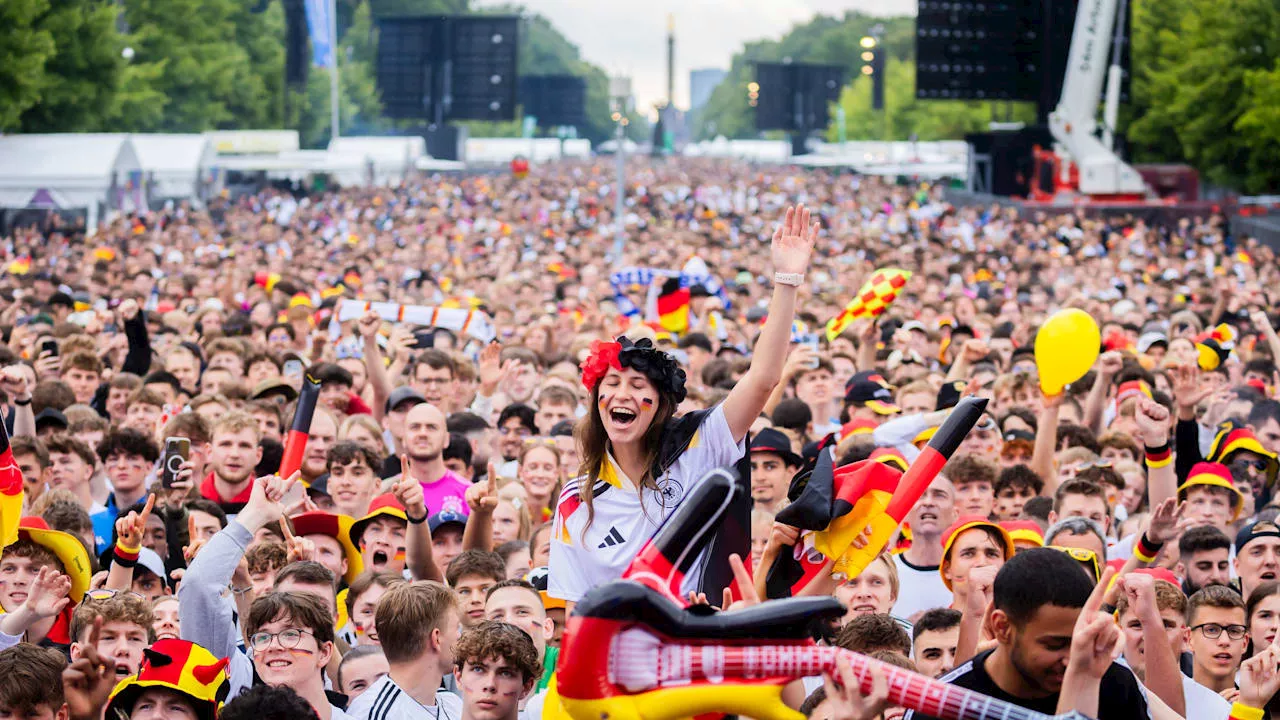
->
[580,337,687,403]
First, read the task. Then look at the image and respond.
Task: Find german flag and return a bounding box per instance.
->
[253,271,281,292]
[0,420,22,547]
[6,256,30,276]
[656,278,690,334]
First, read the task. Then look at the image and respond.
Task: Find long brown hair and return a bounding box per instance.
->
[573,380,677,536]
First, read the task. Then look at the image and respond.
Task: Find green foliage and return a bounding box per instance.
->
[295,1,385,147]
[1127,0,1280,191]
[695,12,915,141]
[17,0,127,132]
[826,57,1033,142]
[0,0,56,131]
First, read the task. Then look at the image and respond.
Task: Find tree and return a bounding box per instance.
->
[0,0,56,131]
[120,0,276,131]
[17,0,128,133]
[295,0,384,147]
[1127,0,1280,191]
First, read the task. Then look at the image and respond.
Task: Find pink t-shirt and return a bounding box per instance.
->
[420,470,471,517]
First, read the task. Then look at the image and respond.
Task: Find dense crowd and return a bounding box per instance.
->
[1,158,1280,720]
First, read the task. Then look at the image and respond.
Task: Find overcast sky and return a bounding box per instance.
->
[474,0,915,112]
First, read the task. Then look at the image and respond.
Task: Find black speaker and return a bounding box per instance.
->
[283,0,309,88]
[916,0,1031,100]
[376,17,445,119]
[519,75,586,127]
[448,16,518,121]
[753,62,844,132]
[967,126,1054,197]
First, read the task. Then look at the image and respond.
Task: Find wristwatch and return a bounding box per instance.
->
[773,272,804,287]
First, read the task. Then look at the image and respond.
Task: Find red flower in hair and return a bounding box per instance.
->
[580,340,622,392]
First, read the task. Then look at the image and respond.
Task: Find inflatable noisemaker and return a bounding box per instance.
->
[279,375,320,482]
[556,468,1091,720]
[0,419,22,547]
[766,396,988,597]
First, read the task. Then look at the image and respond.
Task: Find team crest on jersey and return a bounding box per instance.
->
[658,475,683,505]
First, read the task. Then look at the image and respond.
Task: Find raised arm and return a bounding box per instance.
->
[1134,397,1178,509]
[1031,390,1062,494]
[393,462,442,582]
[1081,351,1122,435]
[1253,309,1280,366]
[358,312,392,422]
[722,205,816,442]
[462,466,498,552]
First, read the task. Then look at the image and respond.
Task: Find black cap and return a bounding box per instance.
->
[936,380,965,411]
[48,291,75,309]
[1003,429,1035,443]
[843,371,899,413]
[34,407,68,430]
[385,386,427,413]
[749,428,802,467]
[1236,520,1280,554]
[429,510,467,533]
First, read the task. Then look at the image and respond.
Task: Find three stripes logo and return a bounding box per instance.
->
[597,526,625,549]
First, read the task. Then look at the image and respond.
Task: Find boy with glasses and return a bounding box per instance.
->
[1185,585,1249,696]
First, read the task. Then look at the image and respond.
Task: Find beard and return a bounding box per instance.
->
[409,449,441,464]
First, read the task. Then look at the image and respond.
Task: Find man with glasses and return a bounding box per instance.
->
[410,349,459,413]
[493,404,536,479]
[1185,584,1249,697]
[241,592,347,719]
[92,429,158,546]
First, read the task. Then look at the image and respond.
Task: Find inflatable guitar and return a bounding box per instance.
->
[555,428,1093,720]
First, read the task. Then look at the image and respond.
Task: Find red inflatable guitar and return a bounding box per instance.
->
[554,431,1093,720]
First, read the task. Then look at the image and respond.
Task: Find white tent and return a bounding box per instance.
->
[328,136,425,186]
[0,134,143,230]
[130,134,216,202]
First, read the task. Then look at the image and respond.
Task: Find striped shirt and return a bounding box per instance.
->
[347,675,463,720]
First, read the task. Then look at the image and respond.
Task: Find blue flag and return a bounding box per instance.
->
[304,0,333,68]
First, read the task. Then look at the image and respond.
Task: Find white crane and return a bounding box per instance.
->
[1044,0,1148,198]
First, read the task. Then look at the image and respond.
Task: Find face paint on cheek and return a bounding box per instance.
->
[393,550,406,562]
[288,649,314,658]
[640,397,654,412]
[598,394,611,411]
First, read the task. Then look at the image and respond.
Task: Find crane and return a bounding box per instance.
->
[1034,0,1149,201]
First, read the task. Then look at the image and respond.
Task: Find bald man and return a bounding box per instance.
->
[302,407,339,487]
[402,403,472,517]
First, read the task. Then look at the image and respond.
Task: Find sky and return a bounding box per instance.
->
[473,0,915,113]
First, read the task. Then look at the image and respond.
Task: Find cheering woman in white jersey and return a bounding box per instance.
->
[549,204,817,608]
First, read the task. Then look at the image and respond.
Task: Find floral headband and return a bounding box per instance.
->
[580,337,687,403]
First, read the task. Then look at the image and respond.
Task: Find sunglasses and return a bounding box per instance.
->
[1076,459,1114,471]
[522,437,558,447]
[1230,458,1270,473]
[86,589,146,602]
[1052,546,1100,581]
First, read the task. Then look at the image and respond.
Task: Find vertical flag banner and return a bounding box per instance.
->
[825,268,912,342]
[303,0,333,68]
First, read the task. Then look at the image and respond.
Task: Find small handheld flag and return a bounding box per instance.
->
[825,268,912,342]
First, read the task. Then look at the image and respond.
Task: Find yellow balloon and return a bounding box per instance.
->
[1034,308,1100,395]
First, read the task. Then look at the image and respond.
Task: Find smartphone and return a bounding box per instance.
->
[283,359,304,379]
[40,339,58,357]
[161,437,190,489]
[800,334,821,369]
[411,328,436,350]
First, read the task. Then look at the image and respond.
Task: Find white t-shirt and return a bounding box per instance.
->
[891,553,953,620]
[347,676,463,720]
[549,405,744,602]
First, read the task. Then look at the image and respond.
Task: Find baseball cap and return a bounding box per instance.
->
[34,407,68,431]
[1003,429,1035,444]
[901,320,928,335]
[1000,520,1044,548]
[251,378,299,403]
[1236,520,1280,554]
[1137,332,1168,354]
[386,386,427,414]
[350,494,408,548]
[428,510,467,534]
[844,371,899,414]
[936,380,965,411]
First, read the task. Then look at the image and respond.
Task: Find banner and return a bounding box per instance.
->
[303,0,333,68]
[336,300,497,343]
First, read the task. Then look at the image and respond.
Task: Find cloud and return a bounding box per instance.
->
[474,0,914,112]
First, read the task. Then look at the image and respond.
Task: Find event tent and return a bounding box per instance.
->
[0,134,143,230]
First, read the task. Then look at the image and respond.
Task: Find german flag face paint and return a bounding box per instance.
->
[640,396,655,412]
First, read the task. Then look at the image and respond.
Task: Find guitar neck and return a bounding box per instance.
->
[644,643,1065,720]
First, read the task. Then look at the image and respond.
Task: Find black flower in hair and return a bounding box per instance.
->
[617,337,687,404]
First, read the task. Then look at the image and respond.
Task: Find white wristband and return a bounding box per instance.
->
[773,272,804,287]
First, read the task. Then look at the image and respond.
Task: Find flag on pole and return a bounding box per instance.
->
[303,0,334,68]
[825,268,912,342]
[656,278,691,334]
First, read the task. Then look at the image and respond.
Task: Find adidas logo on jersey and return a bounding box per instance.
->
[598,526,625,548]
